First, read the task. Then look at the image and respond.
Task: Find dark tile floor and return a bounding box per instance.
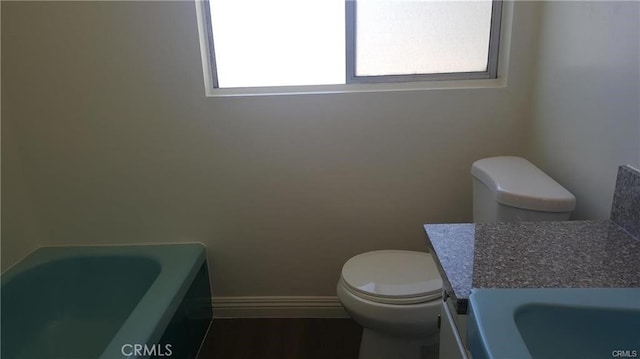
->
[198,318,362,359]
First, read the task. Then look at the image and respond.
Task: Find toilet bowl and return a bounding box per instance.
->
[336,250,442,359]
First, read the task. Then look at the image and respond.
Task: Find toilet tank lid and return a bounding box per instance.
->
[471,156,576,212]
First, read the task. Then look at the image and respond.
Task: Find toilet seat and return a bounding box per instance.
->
[340,250,442,305]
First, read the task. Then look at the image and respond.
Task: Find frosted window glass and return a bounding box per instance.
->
[355,0,493,76]
[209,0,345,88]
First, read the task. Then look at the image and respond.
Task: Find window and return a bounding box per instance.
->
[200,0,502,89]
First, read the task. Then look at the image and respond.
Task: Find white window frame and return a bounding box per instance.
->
[195,0,506,96]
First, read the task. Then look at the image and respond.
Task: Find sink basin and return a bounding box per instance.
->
[468,288,640,359]
[515,303,639,358]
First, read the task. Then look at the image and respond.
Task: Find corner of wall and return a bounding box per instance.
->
[525,1,640,220]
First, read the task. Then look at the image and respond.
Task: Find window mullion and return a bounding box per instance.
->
[345,0,357,84]
[487,0,503,79]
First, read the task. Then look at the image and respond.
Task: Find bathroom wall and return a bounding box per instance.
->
[1,3,44,272]
[528,1,640,220]
[1,117,43,272]
[2,1,537,297]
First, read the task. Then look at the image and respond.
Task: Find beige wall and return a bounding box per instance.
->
[1,109,43,272]
[1,2,43,272]
[1,1,536,294]
[528,1,640,220]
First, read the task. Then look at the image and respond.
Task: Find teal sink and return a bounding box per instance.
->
[468,288,640,359]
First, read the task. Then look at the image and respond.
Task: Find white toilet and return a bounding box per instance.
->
[337,156,576,359]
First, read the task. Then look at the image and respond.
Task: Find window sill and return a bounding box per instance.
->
[204,77,508,97]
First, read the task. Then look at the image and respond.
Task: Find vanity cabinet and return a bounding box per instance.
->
[439,296,470,359]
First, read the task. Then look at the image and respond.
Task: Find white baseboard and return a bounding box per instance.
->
[211,296,350,319]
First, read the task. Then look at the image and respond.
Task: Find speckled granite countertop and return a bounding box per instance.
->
[424,219,640,314]
[423,223,475,314]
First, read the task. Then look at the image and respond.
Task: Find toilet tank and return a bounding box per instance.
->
[471,156,576,223]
